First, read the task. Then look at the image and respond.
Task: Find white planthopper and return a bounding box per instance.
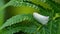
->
[33,12,49,25]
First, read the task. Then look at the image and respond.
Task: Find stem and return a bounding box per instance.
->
[33,25,43,34]
[57,19,60,34]
[50,21,52,34]
[43,27,45,34]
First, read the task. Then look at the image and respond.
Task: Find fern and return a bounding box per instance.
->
[0,0,60,34]
[0,14,41,34]
[0,14,35,30]
[1,22,38,34]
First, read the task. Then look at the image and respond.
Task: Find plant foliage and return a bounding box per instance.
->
[0,0,60,34]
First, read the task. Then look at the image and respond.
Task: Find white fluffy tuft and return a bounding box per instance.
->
[33,12,49,25]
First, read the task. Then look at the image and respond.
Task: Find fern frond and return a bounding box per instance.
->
[1,22,38,34]
[46,0,60,13]
[23,0,52,10]
[0,0,60,34]
[0,14,35,30]
[0,14,41,34]
[10,1,40,11]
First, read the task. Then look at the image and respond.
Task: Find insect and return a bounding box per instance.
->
[33,12,49,25]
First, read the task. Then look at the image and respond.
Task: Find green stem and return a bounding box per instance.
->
[50,21,53,34]
[33,25,43,34]
[43,27,45,34]
[57,18,60,34]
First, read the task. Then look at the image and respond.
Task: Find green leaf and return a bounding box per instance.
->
[0,14,41,34]
[0,14,35,30]
[1,22,38,34]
